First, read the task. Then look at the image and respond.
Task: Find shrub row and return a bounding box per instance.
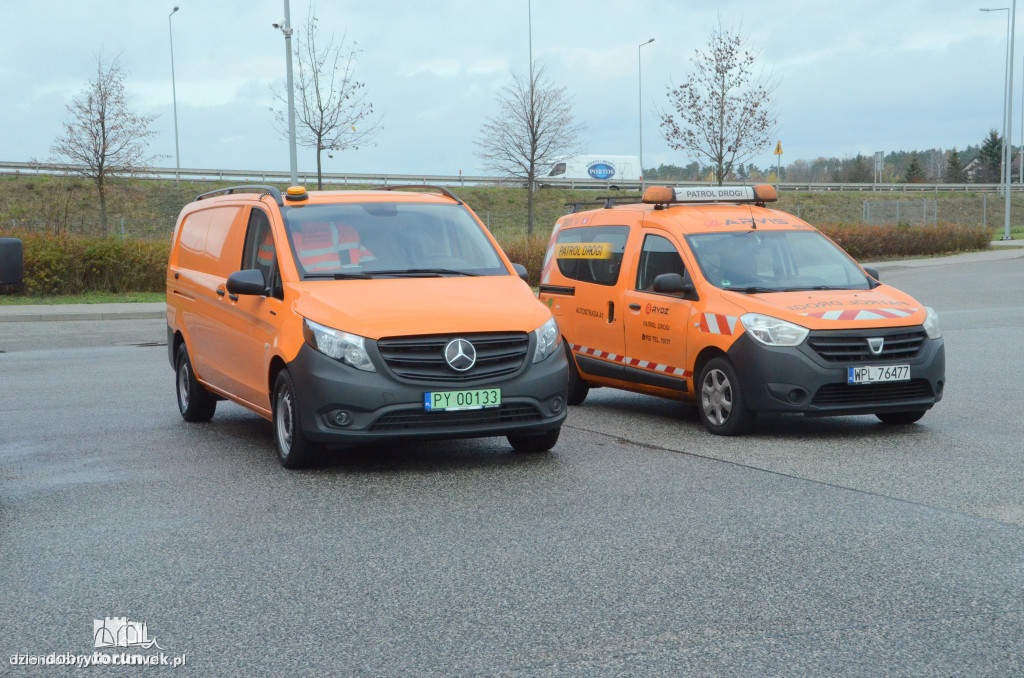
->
[0,221,991,297]
[0,229,169,296]
[816,221,992,260]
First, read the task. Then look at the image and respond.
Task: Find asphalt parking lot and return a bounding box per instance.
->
[1,247,1022,676]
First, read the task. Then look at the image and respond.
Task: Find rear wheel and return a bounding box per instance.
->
[696,357,753,436]
[272,370,318,469]
[876,410,927,425]
[565,342,590,406]
[175,343,217,422]
[508,427,560,453]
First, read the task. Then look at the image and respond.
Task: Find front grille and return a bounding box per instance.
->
[369,403,543,432]
[376,332,530,383]
[812,379,934,406]
[807,329,927,363]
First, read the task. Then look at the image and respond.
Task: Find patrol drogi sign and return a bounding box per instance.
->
[555,242,614,259]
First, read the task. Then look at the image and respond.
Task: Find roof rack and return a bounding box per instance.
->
[379,184,463,205]
[596,195,645,209]
[194,185,284,206]
[564,200,604,214]
[563,195,646,214]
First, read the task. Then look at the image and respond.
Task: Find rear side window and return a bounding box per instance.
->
[553,225,629,286]
[174,206,245,277]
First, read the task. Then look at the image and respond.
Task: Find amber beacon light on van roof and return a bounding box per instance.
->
[642,184,778,206]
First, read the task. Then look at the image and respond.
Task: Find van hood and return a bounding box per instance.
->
[728,285,926,330]
[291,275,552,339]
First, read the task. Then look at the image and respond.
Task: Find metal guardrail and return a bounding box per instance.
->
[1,160,1022,193]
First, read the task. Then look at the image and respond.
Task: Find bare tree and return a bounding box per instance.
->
[476,63,584,235]
[50,54,159,232]
[659,21,776,186]
[273,8,381,189]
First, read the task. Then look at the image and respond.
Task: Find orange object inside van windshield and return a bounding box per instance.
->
[282,202,508,278]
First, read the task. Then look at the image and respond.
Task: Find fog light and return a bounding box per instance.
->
[788,389,808,404]
[332,410,352,427]
[551,396,564,414]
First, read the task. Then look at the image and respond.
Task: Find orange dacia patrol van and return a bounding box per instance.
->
[539,185,944,435]
[166,185,567,467]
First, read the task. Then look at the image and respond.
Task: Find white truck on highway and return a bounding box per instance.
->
[545,155,642,186]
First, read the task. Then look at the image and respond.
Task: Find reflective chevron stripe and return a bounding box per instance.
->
[802,308,918,321]
[572,344,692,378]
[698,313,738,335]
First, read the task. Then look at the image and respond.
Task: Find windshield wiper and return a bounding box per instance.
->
[782,285,858,292]
[728,285,777,294]
[366,268,480,277]
[303,272,373,280]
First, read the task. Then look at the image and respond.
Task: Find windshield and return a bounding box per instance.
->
[281,202,508,279]
[685,230,871,292]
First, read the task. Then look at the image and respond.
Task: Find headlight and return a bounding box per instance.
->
[531,316,562,363]
[740,313,809,347]
[302,319,376,372]
[922,306,941,339]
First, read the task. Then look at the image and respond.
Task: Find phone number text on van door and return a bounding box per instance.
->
[424,388,502,412]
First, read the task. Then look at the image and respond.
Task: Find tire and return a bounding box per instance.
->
[508,427,560,453]
[175,343,217,422]
[876,410,927,425]
[564,342,590,406]
[696,357,754,436]
[272,370,318,469]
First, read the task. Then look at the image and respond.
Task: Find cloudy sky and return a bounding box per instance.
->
[0,0,1016,177]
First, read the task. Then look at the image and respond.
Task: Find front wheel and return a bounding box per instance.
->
[696,357,754,436]
[508,428,560,453]
[272,370,319,469]
[564,342,590,406]
[876,410,927,425]
[175,343,217,422]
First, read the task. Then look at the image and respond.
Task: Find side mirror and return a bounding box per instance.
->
[863,266,880,282]
[512,263,529,282]
[226,269,267,296]
[0,237,24,286]
[652,272,696,298]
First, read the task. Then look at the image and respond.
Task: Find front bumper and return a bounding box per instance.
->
[287,341,568,445]
[726,328,945,417]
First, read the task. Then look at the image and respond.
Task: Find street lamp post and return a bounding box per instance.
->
[978,7,1011,197]
[638,38,654,190]
[168,6,180,181]
[276,0,299,186]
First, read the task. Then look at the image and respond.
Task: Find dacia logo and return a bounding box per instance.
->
[444,338,477,371]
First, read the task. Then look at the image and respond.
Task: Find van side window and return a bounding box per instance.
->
[553,225,629,286]
[636,234,687,292]
[240,208,281,297]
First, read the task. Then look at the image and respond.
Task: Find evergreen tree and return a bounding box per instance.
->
[905,153,926,183]
[979,129,1003,183]
[944,147,966,183]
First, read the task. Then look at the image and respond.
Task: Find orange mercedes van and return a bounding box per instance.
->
[539,185,944,435]
[167,185,567,467]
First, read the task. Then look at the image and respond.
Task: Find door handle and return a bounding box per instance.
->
[628,303,641,311]
[216,288,225,297]
[607,301,615,323]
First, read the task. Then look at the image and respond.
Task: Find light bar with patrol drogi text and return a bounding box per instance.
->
[642,184,778,205]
